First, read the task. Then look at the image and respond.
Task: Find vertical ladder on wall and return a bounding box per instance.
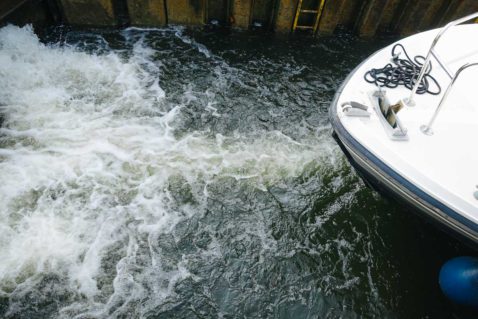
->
[292,0,326,34]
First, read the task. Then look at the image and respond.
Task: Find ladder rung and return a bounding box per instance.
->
[292,0,326,33]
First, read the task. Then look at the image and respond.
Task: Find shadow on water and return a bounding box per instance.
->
[0,24,473,318]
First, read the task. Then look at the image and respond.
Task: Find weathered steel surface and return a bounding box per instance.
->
[451,0,478,21]
[338,0,363,30]
[2,0,478,37]
[275,0,295,32]
[318,0,346,34]
[416,0,446,31]
[0,0,30,21]
[59,0,116,26]
[232,0,252,28]
[251,0,275,26]
[397,0,445,35]
[167,0,206,25]
[377,0,401,33]
[357,0,390,37]
[207,0,230,24]
[127,0,166,26]
[1,0,53,27]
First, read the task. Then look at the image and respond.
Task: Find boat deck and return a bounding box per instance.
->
[335,25,478,225]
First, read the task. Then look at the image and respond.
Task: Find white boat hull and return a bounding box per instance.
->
[330,24,478,245]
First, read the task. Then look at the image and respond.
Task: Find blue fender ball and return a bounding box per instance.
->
[439,256,478,308]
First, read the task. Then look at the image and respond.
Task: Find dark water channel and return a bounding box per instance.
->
[0,24,472,318]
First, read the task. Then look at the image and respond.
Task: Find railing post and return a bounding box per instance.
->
[404,12,478,107]
[420,62,478,135]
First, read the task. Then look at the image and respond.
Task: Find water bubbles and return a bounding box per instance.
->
[0,24,418,318]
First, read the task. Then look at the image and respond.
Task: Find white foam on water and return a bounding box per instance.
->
[0,25,340,316]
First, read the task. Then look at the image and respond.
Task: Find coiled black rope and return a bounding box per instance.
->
[364,43,441,95]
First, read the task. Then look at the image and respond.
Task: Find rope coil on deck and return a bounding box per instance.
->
[364,44,441,95]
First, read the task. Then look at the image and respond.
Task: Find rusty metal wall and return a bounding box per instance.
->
[2,0,478,37]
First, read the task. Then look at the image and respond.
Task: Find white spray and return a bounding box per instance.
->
[0,25,339,317]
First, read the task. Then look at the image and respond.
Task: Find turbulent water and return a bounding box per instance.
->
[0,25,471,318]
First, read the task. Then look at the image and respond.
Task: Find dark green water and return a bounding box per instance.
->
[0,25,472,318]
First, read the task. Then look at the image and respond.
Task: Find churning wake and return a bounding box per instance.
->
[0,25,401,319]
[0,25,348,318]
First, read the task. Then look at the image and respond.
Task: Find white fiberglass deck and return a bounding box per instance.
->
[336,24,478,224]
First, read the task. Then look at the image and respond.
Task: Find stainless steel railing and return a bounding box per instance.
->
[404,12,478,107]
[420,62,478,135]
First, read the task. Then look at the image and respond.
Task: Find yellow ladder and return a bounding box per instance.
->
[292,0,326,34]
